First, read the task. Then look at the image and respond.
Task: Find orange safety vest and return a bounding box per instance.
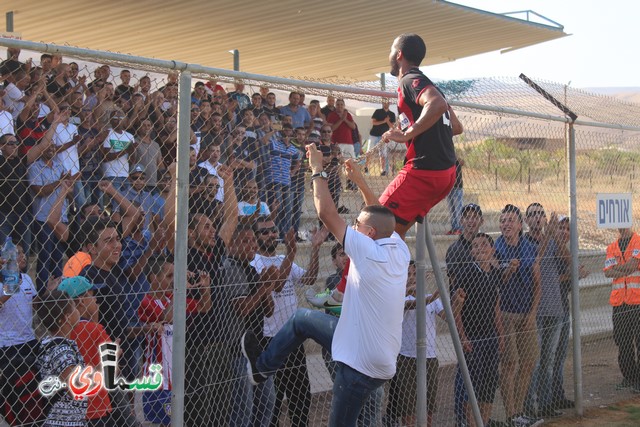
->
[604,233,640,306]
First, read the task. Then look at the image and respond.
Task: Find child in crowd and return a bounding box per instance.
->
[58,276,115,427]
[33,290,88,427]
[385,261,444,427]
[138,254,211,427]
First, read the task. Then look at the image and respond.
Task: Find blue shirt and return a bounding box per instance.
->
[114,187,163,230]
[120,230,152,326]
[28,158,68,223]
[494,235,537,314]
[279,105,311,129]
[268,139,300,186]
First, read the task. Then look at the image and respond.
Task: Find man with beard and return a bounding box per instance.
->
[381,33,463,239]
[315,33,465,312]
[251,218,328,427]
[162,162,238,426]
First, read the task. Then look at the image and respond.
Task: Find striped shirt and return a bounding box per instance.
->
[268,139,299,186]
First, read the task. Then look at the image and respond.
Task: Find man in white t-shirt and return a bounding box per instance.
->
[197,143,224,202]
[101,109,135,191]
[52,103,85,207]
[251,218,327,426]
[242,144,410,427]
[3,68,30,119]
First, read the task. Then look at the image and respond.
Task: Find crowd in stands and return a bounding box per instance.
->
[1,50,632,427]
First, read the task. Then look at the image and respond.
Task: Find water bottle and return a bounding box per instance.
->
[2,237,21,295]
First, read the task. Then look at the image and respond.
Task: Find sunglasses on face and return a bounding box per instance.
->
[257,227,278,235]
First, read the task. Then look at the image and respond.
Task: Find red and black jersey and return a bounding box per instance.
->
[397,68,456,170]
[16,116,50,156]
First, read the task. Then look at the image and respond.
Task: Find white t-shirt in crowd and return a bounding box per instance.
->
[0,111,15,135]
[238,201,270,216]
[399,295,444,359]
[251,254,306,337]
[198,160,224,201]
[3,83,24,119]
[332,227,410,380]
[0,273,36,347]
[53,122,80,174]
[102,129,135,177]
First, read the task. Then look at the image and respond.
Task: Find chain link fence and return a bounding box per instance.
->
[1,40,640,427]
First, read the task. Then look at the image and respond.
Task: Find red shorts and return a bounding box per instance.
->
[379,165,455,225]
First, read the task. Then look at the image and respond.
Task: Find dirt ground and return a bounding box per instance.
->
[545,398,640,426]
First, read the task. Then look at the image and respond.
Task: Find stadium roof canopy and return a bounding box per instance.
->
[3,0,568,82]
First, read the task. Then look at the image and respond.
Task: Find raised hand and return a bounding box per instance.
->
[305,143,324,173]
[284,228,297,255]
[309,226,329,248]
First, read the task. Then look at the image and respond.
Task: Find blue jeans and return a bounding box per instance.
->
[33,221,65,292]
[447,187,463,231]
[267,182,292,237]
[453,364,467,425]
[256,308,385,427]
[323,349,384,427]
[230,356,275,427]
[552,310,571,400]
[0,210,32,256]
[525,315,563,411]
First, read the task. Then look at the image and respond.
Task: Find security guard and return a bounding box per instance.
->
[603,228,640,392]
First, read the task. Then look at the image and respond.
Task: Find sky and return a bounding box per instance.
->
[426,0,639,89]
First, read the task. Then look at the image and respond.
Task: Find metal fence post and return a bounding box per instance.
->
[171,70,192,427]
[414,222,428,426]
[424,220,483,427]
[568,122,583,416]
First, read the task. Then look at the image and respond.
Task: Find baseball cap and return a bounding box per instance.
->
[461,203,482,217]
[308,130,321,139]
[130,164,146,175]
[58,276,105,298]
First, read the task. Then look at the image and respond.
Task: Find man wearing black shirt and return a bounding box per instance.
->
[453,233,503,426]
[445,203,484,426]
[225,223,283,426]
[0,134,33,253]
[163,163,239,426]
[368,100,396,176]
